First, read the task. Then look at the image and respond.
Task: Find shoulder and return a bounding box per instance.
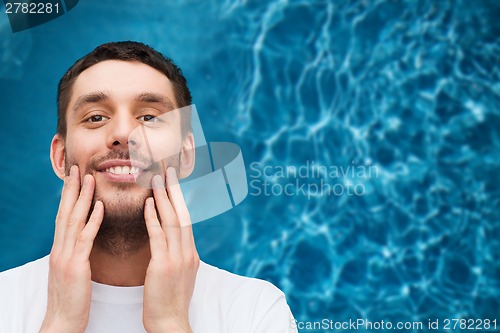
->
[192,261,296,332]
[0,255,49,281]
[0,255,50,296]
[0,255,50,331]
[195,260,285,303]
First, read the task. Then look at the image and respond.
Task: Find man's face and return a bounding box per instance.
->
[52,60,192,254]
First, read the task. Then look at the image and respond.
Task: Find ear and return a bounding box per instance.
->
[50,134,66,180]
[179,132,195,179]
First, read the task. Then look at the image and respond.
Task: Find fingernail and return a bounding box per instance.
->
[145,197,153,207]
[69,165,77,177]
[83,174,92,187]
[152,175,164,189]
[167,167,176,179]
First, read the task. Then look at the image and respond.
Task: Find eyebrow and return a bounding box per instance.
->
[136,93,175,111]
[72,92,176,113]
[72,92,109,113]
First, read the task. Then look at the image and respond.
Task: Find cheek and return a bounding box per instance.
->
[138,132,183,162]
[64,135,102,167]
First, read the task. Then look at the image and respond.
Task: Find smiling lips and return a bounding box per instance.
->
[97,159,149,182]
[105,166,140,175]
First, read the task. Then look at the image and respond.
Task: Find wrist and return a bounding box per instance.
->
[40,316,86,333]
[144,318,192,333]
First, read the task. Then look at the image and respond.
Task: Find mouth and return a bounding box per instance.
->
[96,159,148,182]
[104,166,141,175]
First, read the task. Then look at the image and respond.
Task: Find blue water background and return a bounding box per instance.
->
[0,0,499,329]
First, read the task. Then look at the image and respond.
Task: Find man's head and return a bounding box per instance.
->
[57,41,192,139]
[50,41,195,255]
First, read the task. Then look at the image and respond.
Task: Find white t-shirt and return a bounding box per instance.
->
[0,256,297,333]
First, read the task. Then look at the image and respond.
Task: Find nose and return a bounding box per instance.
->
[107,113,139,149]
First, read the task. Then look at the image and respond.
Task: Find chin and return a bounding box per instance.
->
[92,187,152,256]
[94,185,152,214]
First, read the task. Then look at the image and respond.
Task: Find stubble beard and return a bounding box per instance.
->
[65,150,181,256]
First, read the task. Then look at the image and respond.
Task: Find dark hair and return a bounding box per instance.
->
[57,41,192,138]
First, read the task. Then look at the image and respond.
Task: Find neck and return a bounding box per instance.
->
[89,244,151,286]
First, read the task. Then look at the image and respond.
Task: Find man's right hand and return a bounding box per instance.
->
[40,165,104,333]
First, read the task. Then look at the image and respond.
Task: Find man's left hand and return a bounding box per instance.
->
[143,167,200,333]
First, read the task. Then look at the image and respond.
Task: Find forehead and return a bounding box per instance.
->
[70,60,176,107]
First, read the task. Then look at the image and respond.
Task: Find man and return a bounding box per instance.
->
[0,41,296,332]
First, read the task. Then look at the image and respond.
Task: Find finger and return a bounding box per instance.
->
[63,174,95,253]
[74,201,104,260]
[144,197,168,261]
[181,221,196,257]
[152,174,181,254]
[165,168,196,256]
[53,165,80,252]
[165,167,191,228]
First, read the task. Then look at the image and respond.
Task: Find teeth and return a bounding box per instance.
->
[105,166,140,175]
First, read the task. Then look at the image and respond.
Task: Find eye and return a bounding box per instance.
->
[86,115,109,123]
[138,115,159,123]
